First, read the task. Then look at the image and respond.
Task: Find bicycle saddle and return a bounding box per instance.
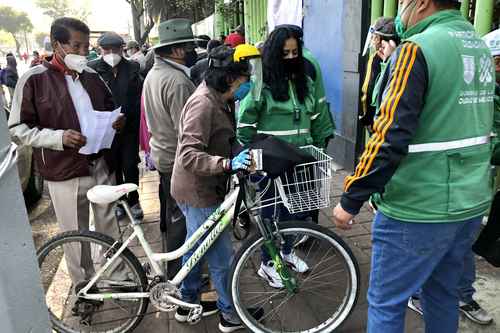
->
[87,184,139,205]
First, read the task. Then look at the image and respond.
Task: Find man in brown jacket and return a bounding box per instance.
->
[8,17,125,283]
[143,18,198,280]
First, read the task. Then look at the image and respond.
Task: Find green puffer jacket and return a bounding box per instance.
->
[237,78,334,148]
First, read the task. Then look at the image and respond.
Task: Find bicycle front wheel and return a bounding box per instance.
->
[230,221,360,333]
[37,230,149,333]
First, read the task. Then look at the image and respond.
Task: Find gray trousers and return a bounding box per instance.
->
[47,157,125,283]
[159,171,187,280]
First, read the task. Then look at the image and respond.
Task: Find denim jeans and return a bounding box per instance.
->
[367,212,481,333]
[178,203,235,316]
[414,246,476,304]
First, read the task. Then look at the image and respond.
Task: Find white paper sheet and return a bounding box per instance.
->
[79,107,121,155]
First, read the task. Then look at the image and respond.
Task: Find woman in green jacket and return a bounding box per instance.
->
[236,26,334,289]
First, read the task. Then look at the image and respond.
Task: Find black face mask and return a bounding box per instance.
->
[283,57,301,75]
[184,50,198,68]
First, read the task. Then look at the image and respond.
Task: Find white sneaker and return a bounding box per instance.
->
[281,250,309,273]
[258,262,284,289]
[459,300,493,325]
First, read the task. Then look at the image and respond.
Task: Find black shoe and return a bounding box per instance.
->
[218,307,264,333]
[175,300,219,323]
[115,205,126,220]
[459,300,493,325]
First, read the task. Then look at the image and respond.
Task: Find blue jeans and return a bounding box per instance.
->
[178,204,235,316]
[414,247,476,304]
[367,212,481,333]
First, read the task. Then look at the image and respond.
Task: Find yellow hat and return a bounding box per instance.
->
[233,44,260,62]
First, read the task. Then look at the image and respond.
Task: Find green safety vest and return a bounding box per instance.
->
[237,78,334,148]
[373,10,496,222]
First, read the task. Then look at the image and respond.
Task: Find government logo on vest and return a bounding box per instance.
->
[462,55,475,85]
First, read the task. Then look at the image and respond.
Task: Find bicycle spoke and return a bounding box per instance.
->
[232,223,359,333]
[38,234,148,333]
[302,268,345,284]
[261,292,295,323]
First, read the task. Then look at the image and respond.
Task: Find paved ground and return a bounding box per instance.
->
[29,166,500,332]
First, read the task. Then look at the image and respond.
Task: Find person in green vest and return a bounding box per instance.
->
[360,17,397,132]
[237,26,334,289]
[332,0,497,331]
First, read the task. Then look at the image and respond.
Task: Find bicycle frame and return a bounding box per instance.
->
[79,189,240,302]
[79,176,297,304]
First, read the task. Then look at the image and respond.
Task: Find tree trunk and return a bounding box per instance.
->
[131,1,142,42]
[139,20,155,45]
[11,33,21,58]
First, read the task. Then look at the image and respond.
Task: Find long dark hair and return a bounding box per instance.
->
[263,27,308,104]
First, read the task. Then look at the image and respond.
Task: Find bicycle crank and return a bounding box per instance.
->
[149,282,181,312]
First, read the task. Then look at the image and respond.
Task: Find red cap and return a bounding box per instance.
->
[224,32,245,48]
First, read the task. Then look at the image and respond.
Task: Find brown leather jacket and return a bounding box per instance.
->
[8,60,115,181]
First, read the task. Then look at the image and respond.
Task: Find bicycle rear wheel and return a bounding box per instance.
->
[230,221,360,333]
[37,230,149,333]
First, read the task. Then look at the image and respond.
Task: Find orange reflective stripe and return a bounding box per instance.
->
[344,44,418,191]
[344,44,412,191]
[361,54,376,116]
[361,45,418,177]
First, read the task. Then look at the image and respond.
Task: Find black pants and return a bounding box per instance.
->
[159,172,187,280]
[474,191,500,252]
[113,132,140,205]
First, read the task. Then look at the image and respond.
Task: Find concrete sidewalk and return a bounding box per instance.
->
[30,167,500,332]
[125,169,424,333]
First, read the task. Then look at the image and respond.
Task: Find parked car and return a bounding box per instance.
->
[4,105,44,206]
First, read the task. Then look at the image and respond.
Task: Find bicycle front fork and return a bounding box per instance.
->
[252,212,298,293]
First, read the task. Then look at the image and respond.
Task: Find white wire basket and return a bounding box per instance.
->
[275,146,333,214]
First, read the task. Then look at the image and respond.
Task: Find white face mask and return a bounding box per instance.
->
[103,53,122,67]
[58,43,88,73]
[127,50,135,57]
[64,54,88,73]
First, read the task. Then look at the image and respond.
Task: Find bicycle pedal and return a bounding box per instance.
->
[187,306,203,325]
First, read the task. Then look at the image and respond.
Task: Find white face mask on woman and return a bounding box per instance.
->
[103,53,122,67]
[58,43,88,73]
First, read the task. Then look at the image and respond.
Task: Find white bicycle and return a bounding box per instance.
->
[37,146,360,333]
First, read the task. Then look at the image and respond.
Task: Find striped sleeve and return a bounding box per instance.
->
[341,42,428,215]
[8,66,65,151]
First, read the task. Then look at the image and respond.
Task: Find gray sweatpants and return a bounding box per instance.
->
[47,157,126,283]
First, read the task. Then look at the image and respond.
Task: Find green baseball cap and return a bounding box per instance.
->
[152,18,199,49]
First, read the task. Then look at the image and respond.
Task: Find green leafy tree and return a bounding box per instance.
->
[124,0,215,45]
[35,0,91,22]
[0,6,34,56]
[145,0,215,22]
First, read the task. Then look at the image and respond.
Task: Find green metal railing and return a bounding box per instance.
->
[215,0,267,43]
[369,0,495,35]
[244,0,268,44]
[475,0,494,36]
[383,0,397,18]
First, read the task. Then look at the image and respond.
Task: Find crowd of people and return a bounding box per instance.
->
[3,0,500,332]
